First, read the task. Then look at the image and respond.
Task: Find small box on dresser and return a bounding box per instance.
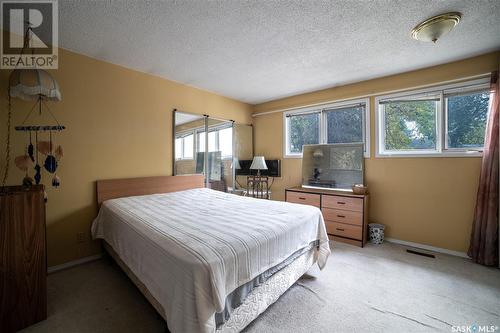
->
[285,186,369,247]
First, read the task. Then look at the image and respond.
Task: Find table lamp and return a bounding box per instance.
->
[250,156,268,176]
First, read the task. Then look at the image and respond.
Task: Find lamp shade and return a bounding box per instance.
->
[9,69,62,101]
[233,158,241,170]
[250,156,268,170]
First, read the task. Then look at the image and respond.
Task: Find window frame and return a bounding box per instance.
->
[375,78,490,158]
[283,98,370,159]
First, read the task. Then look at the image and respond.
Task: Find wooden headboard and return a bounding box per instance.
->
[96,174,205,205]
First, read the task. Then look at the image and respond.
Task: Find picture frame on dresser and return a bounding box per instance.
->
[285,187,369,247]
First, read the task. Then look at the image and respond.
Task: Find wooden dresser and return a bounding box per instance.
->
[0,185,47,332]
[285,186,369,247]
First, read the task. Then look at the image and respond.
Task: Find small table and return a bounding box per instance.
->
[246,175,270,199]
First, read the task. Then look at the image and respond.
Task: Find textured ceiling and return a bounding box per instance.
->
[59,1,500,104]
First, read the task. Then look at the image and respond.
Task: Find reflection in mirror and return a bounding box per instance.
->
[173,110,253,194]
[203,118,234,192]
[233,124,253,192]
[173,111,206,176]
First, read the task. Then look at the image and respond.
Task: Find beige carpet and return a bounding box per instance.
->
[22,242,500,333]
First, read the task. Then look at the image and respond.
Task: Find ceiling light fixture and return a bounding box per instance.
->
[411,12,462,43]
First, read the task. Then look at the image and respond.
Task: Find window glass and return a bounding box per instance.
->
[326,106,364,144]
[383,99,437,151]
[183,134,193,159]
[446,91,490,149]
[219,127,233,157]
[175,138,182,159]
[208,131,217,152]
[198,131,206,152]
[287,113,320,154]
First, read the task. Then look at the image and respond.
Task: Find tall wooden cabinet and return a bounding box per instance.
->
[0,185,47,332]
[286,186,369,247]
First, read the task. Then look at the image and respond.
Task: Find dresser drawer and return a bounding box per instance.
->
[322,208,362,226]
[325,221,362,240]
[322,195,363,212]
[286,191,321,208]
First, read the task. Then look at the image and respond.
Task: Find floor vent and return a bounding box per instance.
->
[406,249,436,258]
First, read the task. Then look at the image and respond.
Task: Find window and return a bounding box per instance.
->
[381,95,439,152]
[198,131,206,152]
[175,138,182,159]
[183,134,193,159]
[376,78,490,157]
[208,131,217,152]
[286,113,320,154]
[175,133,194,160]
[284,98,370,158]
[325,106,364,144]
[218,127,233,158]
[446,91,490,149]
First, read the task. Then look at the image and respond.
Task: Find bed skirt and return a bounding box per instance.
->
[103,242,318,332]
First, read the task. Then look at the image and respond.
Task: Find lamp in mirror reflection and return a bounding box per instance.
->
[233,158,241,170]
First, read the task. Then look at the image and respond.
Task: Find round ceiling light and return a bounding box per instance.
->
[411,12,462,43]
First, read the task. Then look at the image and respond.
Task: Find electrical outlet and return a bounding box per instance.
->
[76,232,86,243]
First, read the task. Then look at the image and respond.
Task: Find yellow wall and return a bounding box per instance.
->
[253,52,500,253]
[1,45,497,265]
[0,48,253,267]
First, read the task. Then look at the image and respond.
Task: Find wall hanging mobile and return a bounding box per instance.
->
[1,24,64,200]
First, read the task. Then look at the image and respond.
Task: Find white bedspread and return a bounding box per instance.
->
[91,188,330,333]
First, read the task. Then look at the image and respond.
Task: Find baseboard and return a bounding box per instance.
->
[47,254,103,274]
[384,238,469,259]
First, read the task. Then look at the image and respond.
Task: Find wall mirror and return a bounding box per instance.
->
[173,110,253,193]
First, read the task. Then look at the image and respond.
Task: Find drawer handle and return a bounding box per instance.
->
[336,228,345,231]
[298,197,306,200]
[337,215,345,218]
[337,202,346,205]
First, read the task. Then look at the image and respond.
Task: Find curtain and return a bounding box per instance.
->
[468,71,499,266]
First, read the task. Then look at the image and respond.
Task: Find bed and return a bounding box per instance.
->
[91,175,330,333]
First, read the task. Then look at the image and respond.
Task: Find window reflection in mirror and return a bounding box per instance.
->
[173,111,253,194]
[173,111,205,176]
